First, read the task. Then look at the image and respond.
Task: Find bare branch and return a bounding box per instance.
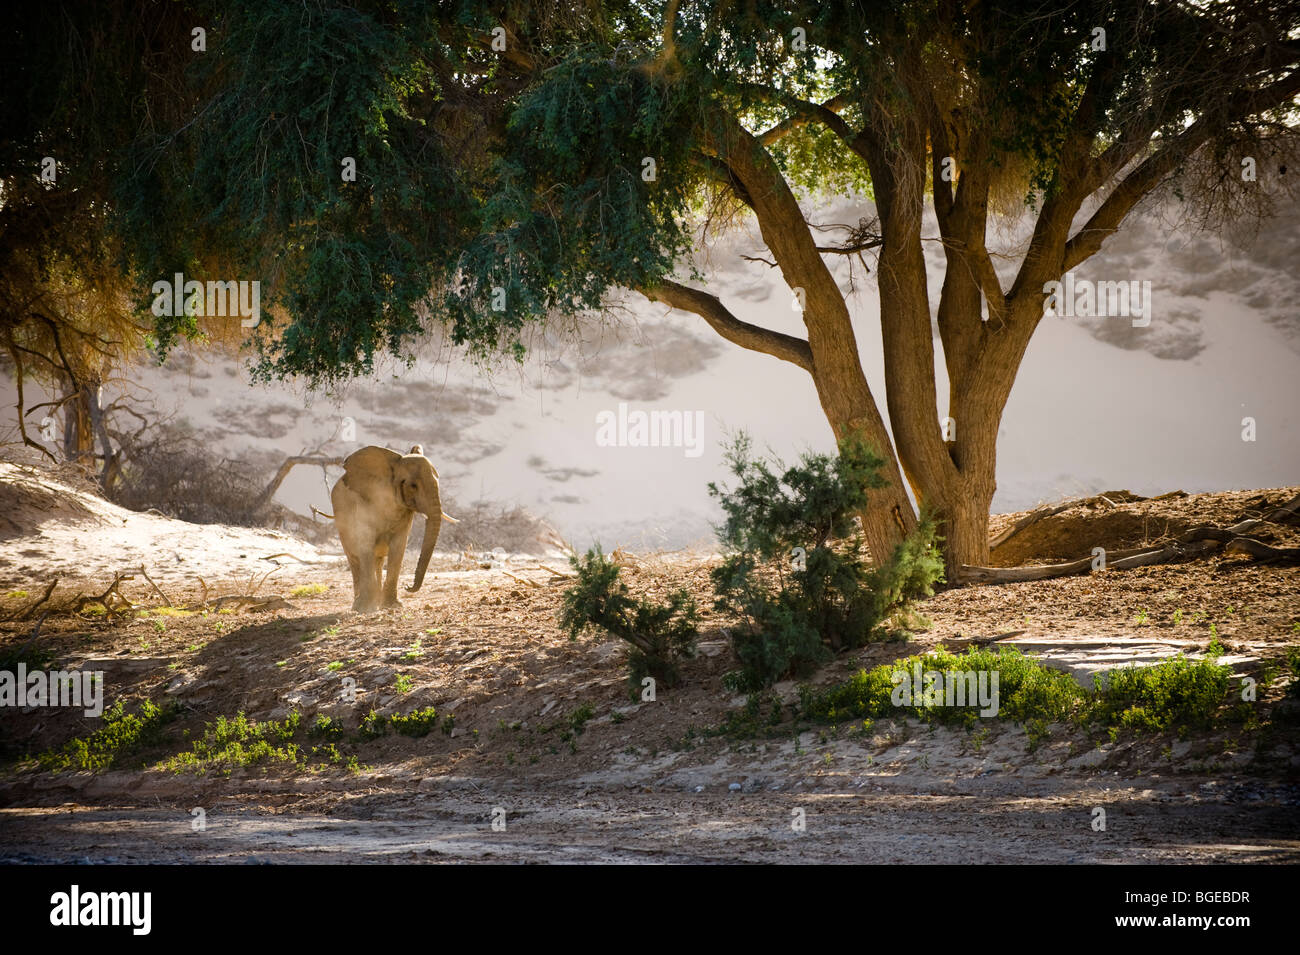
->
[637,279,814,373]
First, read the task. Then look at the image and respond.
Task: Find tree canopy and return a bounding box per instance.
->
[4,0,1297,568]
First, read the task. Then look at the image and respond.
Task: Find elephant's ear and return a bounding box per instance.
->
[398,477,419,510]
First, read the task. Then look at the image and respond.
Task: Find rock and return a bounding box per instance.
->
[728,782,742,792]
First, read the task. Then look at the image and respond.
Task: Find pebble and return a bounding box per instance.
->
[728,782,742,792]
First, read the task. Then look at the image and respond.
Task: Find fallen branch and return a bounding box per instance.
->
[1223,537,1300,564]
[181,593,294,613]
[961,540,1221,584]
[73,572,136,618]
[135,566,174,607]
[501,569,542,588]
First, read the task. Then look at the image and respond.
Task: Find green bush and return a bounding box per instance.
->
[38,699,173,772]
[709,433,944,691]
[800,647,1237,737]
[389,707,439,738]
[559,546,699,689]
[1091,657,1232,732]
[162,710,304,772]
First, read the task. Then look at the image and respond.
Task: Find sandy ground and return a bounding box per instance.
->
[2,466,1298,863]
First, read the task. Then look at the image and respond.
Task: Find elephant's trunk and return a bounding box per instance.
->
[407,486,441,593]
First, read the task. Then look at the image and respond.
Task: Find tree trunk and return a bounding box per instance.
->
[82,376,119,491]
[63,376,95,465]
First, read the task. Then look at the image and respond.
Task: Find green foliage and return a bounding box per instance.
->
[445,47,703,358]
[310,715,346,739]
[118,0,476,385]
[358,709,387,740]
[801,647,1084,729]
[708,433,944,690]
[560,546,699,689]
[568,704,595,736]
[38,700,173,772]
[388,707,439,738]
[1092,657,1233,733]
[161,710,304,773]
[801,647,1237,738]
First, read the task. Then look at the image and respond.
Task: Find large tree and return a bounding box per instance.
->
[9,0,1299,573]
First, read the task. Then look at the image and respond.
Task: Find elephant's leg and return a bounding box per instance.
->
[345,554,363,611]
[381,517,413,608]
[354,546,382,613]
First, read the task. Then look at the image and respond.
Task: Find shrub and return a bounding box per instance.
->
[799,647,1237,738]
[709,433,944,690]
[559,546,699,689]
[38,699,173,772]
[1090,656,1232,732]
[389,707,439,738]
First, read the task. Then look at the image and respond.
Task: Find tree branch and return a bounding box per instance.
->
[637,279,814,373]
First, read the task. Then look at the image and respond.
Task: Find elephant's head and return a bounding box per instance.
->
[394,446,442,593]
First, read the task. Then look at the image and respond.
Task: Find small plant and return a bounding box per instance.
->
[568,703,595,735]
[441,713,456,736]
[1172,609,1183,626]
[394,674,414,694]
[358,710,387,740]
[327,661,344,672]
[560,546,699,690]
[290,584,328,598]
[708,433,944,691]
[389,707,439,738]
[310,715,345,739]
[1135,610,1148,625]
[400,639,424,662]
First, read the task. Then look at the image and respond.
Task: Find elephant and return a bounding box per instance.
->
[330,445,457,612]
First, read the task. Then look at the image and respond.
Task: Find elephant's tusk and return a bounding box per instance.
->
[441,512,459,524]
